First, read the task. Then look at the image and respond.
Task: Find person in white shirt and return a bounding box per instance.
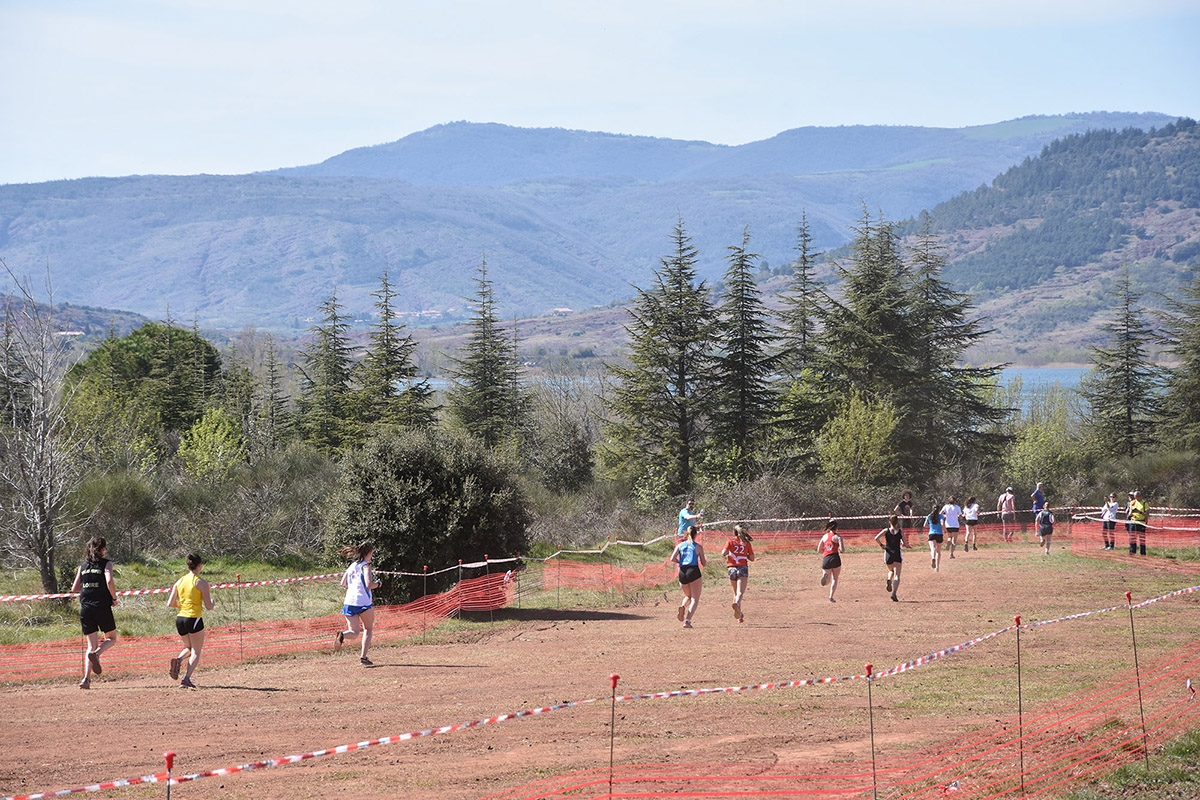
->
[333,541,381,666]
[1100,492,1120,550]
[941,497,963,558]
[997,487,1017,542]
[962,496,981,552]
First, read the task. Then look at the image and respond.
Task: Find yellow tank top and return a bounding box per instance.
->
[173,572,204,618]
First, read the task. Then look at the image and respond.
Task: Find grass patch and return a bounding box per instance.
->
[0,555,336,644]
[1058,728,1200,800]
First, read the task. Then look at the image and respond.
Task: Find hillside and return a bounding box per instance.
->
[418,119,1200,369]
[922,118,1200,362]
[0,113,1176,334]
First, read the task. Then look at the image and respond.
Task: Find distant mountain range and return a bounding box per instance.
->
[0,112,1183,335]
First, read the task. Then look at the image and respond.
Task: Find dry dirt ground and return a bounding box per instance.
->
[3,536,1198,800]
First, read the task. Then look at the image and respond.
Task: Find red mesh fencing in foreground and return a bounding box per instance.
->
[485,637,1200,800]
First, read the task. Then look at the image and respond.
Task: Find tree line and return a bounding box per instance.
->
[4,202,1200,595]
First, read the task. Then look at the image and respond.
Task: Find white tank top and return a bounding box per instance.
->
[342,561,373,606]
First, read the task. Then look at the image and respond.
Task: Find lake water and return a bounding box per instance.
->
[419,367,1088,393]
[1001,366,1087,390]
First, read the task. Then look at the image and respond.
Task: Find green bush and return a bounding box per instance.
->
[66,470,160,561]
[324,429,531,602]
[152,442,336,560]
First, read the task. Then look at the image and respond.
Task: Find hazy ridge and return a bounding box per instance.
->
[0,112,1182,338]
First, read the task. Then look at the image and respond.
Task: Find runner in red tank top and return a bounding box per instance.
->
[721,525,755,622]
[817,520,845,602]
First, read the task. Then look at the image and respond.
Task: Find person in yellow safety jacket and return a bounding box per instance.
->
[1127,490,1149,556]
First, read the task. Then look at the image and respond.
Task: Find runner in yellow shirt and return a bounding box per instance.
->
[167,553,215,688]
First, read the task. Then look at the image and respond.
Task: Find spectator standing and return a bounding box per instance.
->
[677,498,703,538]
[1100,492,1120,550]
[1031,482,1047,541]
[1128,490,1149,555]
[997,487,1017,542]
[894,491,915,531]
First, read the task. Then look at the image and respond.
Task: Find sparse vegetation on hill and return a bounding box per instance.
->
[931,118,1200,290]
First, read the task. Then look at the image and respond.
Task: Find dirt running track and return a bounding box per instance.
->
[3,538,1198,799]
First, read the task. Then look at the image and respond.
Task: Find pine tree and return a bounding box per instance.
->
[352,271,434,432]
[1160,270,1200,451]
[812,211,1007,483]
[218,353,256,452]
[707,226,777,480]
[255,334,290,454]
[296,293,353,452]
[601,220,717,495]
[1079,266,1163,458]
[903,215,1009,478]
[777,212,825,381]
[768,213,830,475]
[815,210,914,400]
[766,372,832,476]
[447,259,528,449]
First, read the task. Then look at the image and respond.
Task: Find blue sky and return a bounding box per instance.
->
[1,0,1197,185]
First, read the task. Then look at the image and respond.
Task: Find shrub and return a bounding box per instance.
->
[324,429,531,602]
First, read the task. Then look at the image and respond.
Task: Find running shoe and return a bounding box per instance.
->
[820,572,829,587]
[333,630,345,653]
[886,578,892,593]
[179,677,196,689]
[88,651,102,675]
[731,601,741,619]
[891,594,899,602]
[79,678,90,690]
[168,657,182,680]
[360,656,373,666]
[677,605,686,622]
[682,620,693,628]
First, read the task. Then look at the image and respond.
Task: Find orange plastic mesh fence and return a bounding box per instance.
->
[7,516,1200,685]
[483,638,1200,799]
[0,572,513,683]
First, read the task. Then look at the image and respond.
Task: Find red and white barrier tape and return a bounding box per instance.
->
[0,573,342,603]
[374,556,521,578]
[2,770,171,800]
[7,583,1199,800]
[0,699,595,800]
[14,506,1200,603]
